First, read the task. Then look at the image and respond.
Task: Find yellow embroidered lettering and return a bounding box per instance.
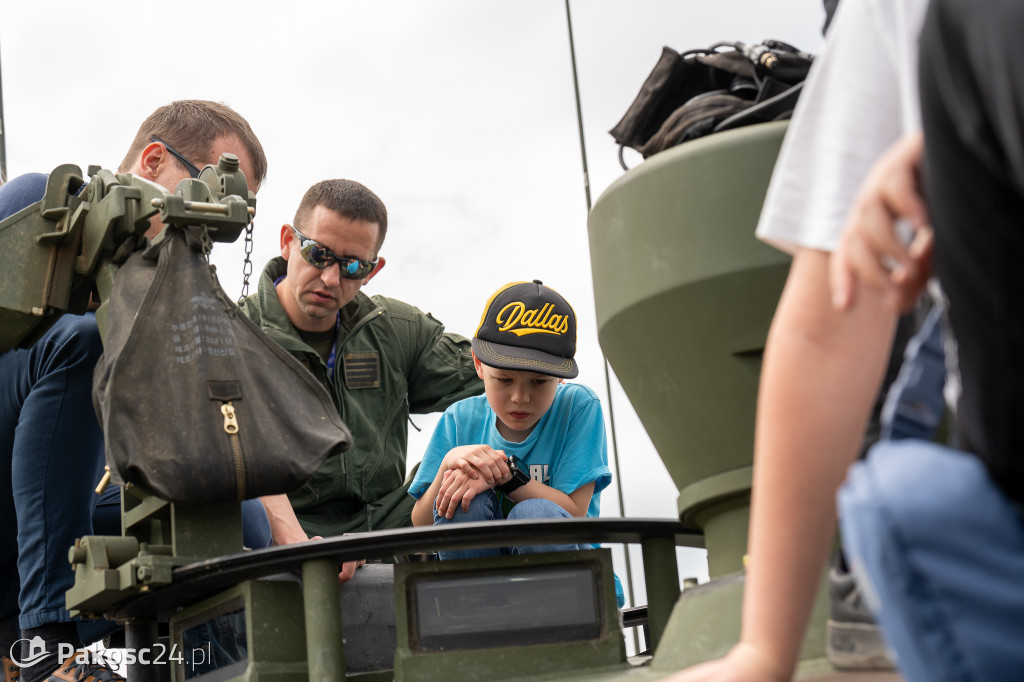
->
[497,302,525,331]
[495,300,569,336]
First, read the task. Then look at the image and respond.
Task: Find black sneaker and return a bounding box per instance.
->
[826,565,895,670]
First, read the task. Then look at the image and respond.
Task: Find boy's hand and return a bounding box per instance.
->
[435,468,494,518]
[440,444,510,486]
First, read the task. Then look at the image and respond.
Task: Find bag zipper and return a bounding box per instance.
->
[220,401,246,500]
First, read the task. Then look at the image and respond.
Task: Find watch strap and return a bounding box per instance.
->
[495,456,530,495]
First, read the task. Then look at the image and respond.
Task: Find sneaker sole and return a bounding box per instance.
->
[826,619,896,671]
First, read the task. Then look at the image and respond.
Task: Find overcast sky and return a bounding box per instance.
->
[2,0,826,601]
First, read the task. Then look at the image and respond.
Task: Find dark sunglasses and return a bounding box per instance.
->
[291,226,378,279]
[151,135,202,178]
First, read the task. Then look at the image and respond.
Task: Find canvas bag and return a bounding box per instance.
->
[93,224,351,503]
[609,40,813,168]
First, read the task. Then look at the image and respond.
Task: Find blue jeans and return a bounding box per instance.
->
[1,314,271,640]
[839,440,1024,682]
[432,494,624,606]
[432,494,591,560]
[1,315,107,633]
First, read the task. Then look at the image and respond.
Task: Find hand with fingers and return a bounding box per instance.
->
[432,444,510,518]
[435,467,495,518]
[830,131,933,313]
[307,535,366,584]
[440,444,511,488]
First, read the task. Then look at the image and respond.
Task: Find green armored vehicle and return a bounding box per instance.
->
[0,117,858,681]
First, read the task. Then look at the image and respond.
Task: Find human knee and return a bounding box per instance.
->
[41,314,103,368]
[507,498,570,521]
[433,492,498,525]
[858,441,987,517]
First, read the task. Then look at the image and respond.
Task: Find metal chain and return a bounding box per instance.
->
[237,219,254,306]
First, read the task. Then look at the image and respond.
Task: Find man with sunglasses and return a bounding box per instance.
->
[0,100,269,682]
[241,179,483,542]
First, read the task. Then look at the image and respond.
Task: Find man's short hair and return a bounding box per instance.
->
[294,179,388,253]
[119,100,268,186]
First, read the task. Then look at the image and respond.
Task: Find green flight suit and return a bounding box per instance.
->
[240,257,483,536]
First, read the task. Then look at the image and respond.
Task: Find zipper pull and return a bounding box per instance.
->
[95,465,112,494]
[221,402,239,434]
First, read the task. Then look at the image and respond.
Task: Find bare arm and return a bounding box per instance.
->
[433,467,596,520]
[259,494,308,545]
[662,249,897,681]
[259,494,364,583]
[411,444,511,526]
[503,479,595,518]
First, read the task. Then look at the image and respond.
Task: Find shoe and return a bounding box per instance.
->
[2,656,19,682]
[45,653,124,682]
[826,565,895,671]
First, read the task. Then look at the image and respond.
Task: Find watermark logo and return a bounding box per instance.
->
[9,636,48,668]
[8,641,192,669]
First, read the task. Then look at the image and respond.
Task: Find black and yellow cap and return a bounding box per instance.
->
[472,280,578,379]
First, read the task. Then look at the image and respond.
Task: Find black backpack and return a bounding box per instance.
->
[609,40,814,169]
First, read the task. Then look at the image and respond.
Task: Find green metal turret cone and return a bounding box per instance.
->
[589,121,831,669]
[589,121,791,575]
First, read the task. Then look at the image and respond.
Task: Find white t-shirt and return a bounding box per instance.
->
[755,0,929,254]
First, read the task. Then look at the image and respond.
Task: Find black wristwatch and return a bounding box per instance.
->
[496,455,531,495]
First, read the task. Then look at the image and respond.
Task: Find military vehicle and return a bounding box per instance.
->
[0,110,908,682]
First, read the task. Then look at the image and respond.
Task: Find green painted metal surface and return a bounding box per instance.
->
[588,121,791,576]
[170,579,310,681]
[393,550,626,680]
[303,558,346,681]
[649,569,830,674]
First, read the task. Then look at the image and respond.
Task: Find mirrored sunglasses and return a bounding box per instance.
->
[291,227,378,280]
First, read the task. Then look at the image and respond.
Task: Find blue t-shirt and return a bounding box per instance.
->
[409,382,611,519]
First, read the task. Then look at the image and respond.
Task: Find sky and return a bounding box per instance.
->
[1,1,826,605]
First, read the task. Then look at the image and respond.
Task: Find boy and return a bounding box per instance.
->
[409,280,612,560]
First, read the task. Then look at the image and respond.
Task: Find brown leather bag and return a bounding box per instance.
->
[93,224,351,503]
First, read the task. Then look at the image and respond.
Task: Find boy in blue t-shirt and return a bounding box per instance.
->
[409,280,613,559]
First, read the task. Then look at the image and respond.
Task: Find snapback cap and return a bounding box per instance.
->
[472,280,578,379]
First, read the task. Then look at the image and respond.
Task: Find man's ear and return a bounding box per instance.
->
[280,224,294,259]
[362,256,386,284]
[136,141,166,180]
[472,351,485,379]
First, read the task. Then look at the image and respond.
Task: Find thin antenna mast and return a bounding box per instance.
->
[0,39,7,183]
[564,0,639,640]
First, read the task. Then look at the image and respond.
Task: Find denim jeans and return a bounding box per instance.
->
[839,440,1024,682]
[432,494,589,560]
[2,314,271,642]
[1,315,107,632]
[432,493,625,606]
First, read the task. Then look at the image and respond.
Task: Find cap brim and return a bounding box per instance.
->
[472,338,578,379]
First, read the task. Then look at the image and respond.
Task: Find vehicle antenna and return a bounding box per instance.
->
[0,38,7,184]
[564,0,639,637]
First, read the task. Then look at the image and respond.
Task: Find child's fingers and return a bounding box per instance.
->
[460,487,477,513]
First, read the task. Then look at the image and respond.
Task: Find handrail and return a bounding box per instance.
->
[112,517,701,620]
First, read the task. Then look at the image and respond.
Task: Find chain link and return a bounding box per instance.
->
[237,219,254,306]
